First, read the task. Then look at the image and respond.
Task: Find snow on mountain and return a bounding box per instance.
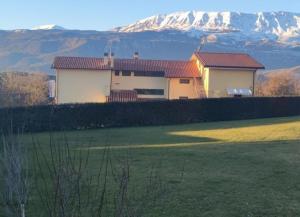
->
[115,11,300,42]
[31,24,66,30]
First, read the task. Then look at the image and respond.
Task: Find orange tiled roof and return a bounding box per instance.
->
[114,59,199,78]
[53,56,111,70]
[194,52,265,69]
[53,56,200,78]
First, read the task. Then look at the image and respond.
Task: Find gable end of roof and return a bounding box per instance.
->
[194,52,265,70]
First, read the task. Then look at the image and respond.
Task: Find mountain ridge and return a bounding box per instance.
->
[31,24,66,30]
[115,11,300,42]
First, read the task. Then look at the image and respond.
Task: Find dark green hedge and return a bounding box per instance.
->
[1,97,300,133]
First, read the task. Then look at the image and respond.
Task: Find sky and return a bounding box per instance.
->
[1,0,300,30]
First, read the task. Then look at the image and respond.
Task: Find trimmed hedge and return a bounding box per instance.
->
[1,97,300,133]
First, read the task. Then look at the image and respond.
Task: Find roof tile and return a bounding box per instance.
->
[53,57,200,78]
[194,52,265,69]
[53,56,111,70]
[114,59,199,78]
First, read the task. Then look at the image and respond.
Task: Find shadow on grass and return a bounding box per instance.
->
[75,132,220,148]
[28,115,300,150]
[77,117,299,148]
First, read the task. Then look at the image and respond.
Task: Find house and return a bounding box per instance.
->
[52,51,264,104]
[191,52,265,97]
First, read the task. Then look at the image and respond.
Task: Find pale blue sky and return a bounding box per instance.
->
[1,0,300,30]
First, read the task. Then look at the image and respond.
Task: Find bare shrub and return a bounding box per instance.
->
[0,72,48,108]
[0,129,29,217]
[32,134,172,217]
[256,72,300,96]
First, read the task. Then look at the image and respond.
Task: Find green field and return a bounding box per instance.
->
[6,116,300,216]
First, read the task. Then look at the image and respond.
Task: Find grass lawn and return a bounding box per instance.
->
[9,116,300,216]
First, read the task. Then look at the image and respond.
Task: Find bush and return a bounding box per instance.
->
[1,97,300,133]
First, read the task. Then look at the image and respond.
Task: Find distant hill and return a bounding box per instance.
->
[265,66,300,79]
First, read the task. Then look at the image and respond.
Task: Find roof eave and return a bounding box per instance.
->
[204,65,265,70]
[53,67,111,71]
[165,75,201,78]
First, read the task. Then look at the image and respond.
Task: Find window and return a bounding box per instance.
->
[115,71,120,76]
[179,96,189,100]
[180,79,190,84]
[134,89,164,95]
[134,71,165,77]
[122,71,131,76]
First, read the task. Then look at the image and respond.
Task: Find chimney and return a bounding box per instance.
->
[110,52,115,68]
[133,52,139,60]
[104,52,114,68]
[104,52,109,65]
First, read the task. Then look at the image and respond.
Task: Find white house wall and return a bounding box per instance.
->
[169,78,201,100]
[56,69,111,104]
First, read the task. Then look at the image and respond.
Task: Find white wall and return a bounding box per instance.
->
[56,69,111,104]
[169,78,201,99]
[208,68,255,97]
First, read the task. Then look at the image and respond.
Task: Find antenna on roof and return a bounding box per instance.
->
[197,35,207,52]
[105,39,114,58]
[104,39,115,68]
[109,43,114,57]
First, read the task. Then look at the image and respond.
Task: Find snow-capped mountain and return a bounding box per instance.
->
[31,24,66,30]
[115,11,300,42]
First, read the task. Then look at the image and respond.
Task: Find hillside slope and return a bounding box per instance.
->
[266,66,300,78]
[0,29,300,74]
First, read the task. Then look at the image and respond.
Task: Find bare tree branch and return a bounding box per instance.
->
[1,128,29,217]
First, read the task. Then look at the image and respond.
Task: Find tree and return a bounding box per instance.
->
[256,72,300,96]
[0,72,49,108]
